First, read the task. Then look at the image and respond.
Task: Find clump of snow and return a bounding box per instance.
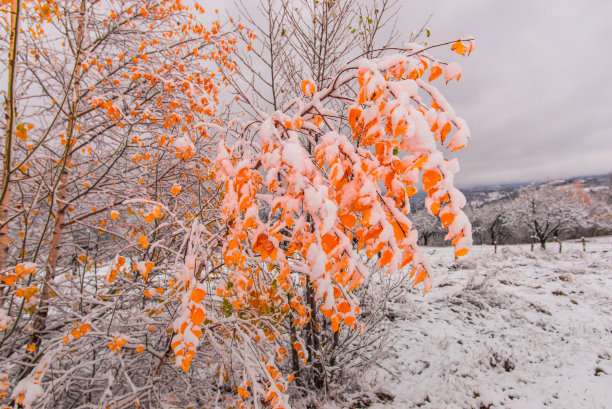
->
[173,135,194,152]
[307,243,328,283]
[0,308,9,330]
[444,62,462,83]
[282,142,308,175]
[303,186,324,213]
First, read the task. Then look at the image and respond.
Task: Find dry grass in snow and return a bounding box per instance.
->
[349,237,612,409]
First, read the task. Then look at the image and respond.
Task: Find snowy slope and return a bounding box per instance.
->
[355,237,612,409]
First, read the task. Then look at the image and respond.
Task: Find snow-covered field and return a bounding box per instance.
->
[358,237,612,409]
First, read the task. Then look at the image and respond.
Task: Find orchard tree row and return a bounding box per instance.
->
[413,181,612,250]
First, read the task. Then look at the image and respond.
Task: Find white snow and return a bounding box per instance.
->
[444,62,462,83]
[358,237,612,409]
[0,308,9,330]
[173,135,194,152]
[282,142,308,174]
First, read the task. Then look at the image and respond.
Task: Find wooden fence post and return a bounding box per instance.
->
[554,237,562,253]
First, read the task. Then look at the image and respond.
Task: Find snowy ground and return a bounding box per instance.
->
[357,237,612,409]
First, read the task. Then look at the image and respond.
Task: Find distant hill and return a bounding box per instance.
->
[410,173,611,209]
[462,173,611,208]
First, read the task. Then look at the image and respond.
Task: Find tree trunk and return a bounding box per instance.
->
[305,277,324,389]
[289,310,301,386]
[31,0,86,348]
[0,0,20,272]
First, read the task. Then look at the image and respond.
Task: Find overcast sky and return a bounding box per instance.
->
[398,0,612,187]
[212,0,612,187]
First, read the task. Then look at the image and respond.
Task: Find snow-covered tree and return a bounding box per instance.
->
[226,0,465,395]
[212,38,474,406]
[1,1,236,407]
[570,180,612,235]
[0,1,476,407]
[471,201,511,245]
[511,184,590,249]
[412,208,441,245]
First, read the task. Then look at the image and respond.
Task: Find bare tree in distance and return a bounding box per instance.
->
[474,201,510,246]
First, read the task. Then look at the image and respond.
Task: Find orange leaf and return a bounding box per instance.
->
[394,120,408,137]
[107,269,118,283]
[455,247,469,258]
[15,124,29,142]
[338,301,351,314]
[190,288,206,303]
[2,275,18,286]
[301,79,316,97]
[451,41,467,56]
[364,225,383,242]
[340,214,357,228]
[348,107,362,132]
[430,202,441,216]
[137,235,149,249]
[321,233,339,254]
[269,247,278,262]
[441,212,455,228]
[191,307,205,326]
[285,215,294,228]
[412,268,427,287]
[422,169,441,191]
[379,250,393,267]
[79,323,92,335]
[428,65,442,82]
[145,261,154,273]
[441,122,452,143]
